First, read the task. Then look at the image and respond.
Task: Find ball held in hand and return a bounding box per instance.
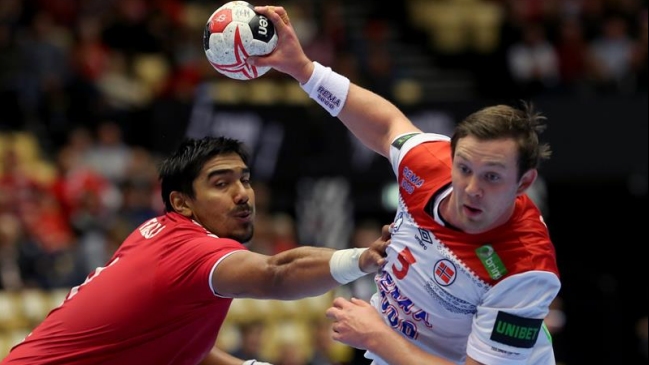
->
[203,1,278,80]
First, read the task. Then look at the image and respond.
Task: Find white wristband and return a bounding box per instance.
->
[329,248,368,285]
[300,62,350,117]
[243,360,273,365]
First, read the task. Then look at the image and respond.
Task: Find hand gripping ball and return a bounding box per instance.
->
[203,1,278,80]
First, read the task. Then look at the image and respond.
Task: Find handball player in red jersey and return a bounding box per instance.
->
[1,136,390,365]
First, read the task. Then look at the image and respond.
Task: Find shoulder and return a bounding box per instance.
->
[389,132,452,175]
[390,132,450,158]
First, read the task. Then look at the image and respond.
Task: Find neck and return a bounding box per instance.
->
[439,193,461,230]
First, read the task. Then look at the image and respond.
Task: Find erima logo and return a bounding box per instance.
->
[491,311,543,348]
[316,86,341,110]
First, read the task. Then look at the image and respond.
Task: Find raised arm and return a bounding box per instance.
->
[212,225,390,300]
[248,6,421,158]
[338,84,421,157]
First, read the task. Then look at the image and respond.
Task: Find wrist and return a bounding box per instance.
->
[329,248,368,284]
[296,60,315,85]
[299,61,350,117]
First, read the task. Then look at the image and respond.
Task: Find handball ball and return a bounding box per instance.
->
[203,1,278,80]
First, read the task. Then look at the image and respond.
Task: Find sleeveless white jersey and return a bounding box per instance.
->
[365,133,561,365]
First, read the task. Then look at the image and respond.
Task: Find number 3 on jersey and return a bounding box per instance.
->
[392,247,416,280]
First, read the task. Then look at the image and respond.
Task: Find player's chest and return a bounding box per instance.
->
[381,213,491,315]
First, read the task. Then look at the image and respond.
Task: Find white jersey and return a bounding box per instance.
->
[365,133,561,365]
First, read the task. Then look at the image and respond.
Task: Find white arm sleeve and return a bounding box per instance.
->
[467,271,561,365]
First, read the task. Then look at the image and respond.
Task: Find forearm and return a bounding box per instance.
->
[337,83,416,157]
[216,239,384,300]
[263,246,342,300]
[300,62,419,158]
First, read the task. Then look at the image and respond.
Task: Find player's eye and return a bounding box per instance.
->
[485,173,500,182]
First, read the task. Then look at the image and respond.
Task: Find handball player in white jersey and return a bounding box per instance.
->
[250,6,561,365]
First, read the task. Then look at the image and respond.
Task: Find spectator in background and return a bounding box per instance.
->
[0,214,25,291]
[507,22,560,96]
[17,10,71,128]
[309,319,348,365]
[555,17,589,93]
[0,138,80,289]
[588,15,635,93]
[51,129,121,276]
[275,342,309,365]
[70,15,110,84]
[84,120,132,184]
[229,320,269,363]
[95,50,152,113]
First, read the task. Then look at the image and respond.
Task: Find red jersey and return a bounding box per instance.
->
[2,212,247,365]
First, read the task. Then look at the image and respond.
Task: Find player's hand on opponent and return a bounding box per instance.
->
[247,5,314,84]
[359,224,391,273]
[242,360,273,365]
[326,297,386,350]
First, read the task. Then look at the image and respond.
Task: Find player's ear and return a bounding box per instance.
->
[170,191,193,217]
[516,169,538,195]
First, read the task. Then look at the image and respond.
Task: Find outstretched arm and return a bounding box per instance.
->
[212,225,390,300]
[248,6,421,158]
[325,297,484,365]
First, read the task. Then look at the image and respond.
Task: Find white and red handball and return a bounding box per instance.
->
[203,1,278,80]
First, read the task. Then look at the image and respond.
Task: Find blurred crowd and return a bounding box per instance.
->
[0,0,646,147]
[492,0,647,97]
[0,124,161,290]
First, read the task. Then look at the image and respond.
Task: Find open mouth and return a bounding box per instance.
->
[463,205,482,216]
